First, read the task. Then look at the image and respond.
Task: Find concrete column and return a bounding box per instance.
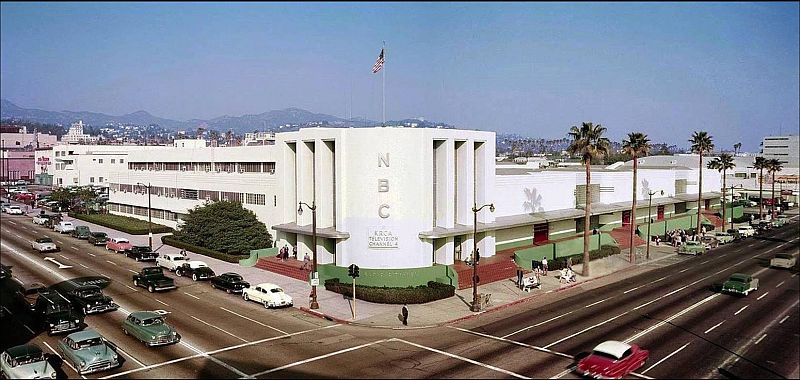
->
[315,140,335,228]
[455,140,475,226]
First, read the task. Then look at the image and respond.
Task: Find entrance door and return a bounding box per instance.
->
[454,236,462,262]
[622,210,632,226]
[704,199,711,210]
[657,205,665,221]
[533,223,549,244]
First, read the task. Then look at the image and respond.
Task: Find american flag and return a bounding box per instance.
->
[372,48,384,73]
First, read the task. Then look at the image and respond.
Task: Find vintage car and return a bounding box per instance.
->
[242,283,293,309]
[0,344,58,379]
[737,225,756,238]
[63,285,119,315]
[53,221,75,234]
[0,264,11,281]
[770,254,797,269]
[33,290,84,335]
[678,241,707,256]
[156,253,189,272]
[125,245,159,262]
[175,261,216,281]
[712,232,734,245]
[132,267,177,293]
[725,229,743,240]
[699,235,719,249]
[15,282,48,311]
[122,311,181,347]
[106,237,133,253]
[210,272,251,294]
[576,340,649,379]
[5,205,24,215]
[721,273,759,296]
[70,225,92,239]
[88,232,110,246]
[772,216,787,228]
[32,213,52,226]
[56,329,120,375]
[31,237,59,253]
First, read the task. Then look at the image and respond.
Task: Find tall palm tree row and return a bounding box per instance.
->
[707,153,735,229]
[622,132,650,264]
[753,156,768,220]
[567,122,611,277]
[689,132,714,236]
[767,158,783,218]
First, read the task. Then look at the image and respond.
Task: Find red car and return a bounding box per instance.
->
[106,237,133,253]
[577,341,649,379]
[15,193,34,202]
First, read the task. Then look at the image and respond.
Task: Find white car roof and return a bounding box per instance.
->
[186,261,208,268]
[254,283,281,290]
[593,341,631,359]
[9,205,20,209]
[164,253,185,259]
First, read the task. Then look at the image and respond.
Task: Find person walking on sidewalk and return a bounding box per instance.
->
[541,257,548,276]
[401,304,409,326]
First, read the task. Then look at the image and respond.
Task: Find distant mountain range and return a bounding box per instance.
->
[1,99,453,134]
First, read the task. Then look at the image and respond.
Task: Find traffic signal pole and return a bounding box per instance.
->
[352,278,356,319]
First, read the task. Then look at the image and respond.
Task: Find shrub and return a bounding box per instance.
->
[548,245,621,271]
[324,279,455,304]
[173,201,272,255]
[69,213,173,235]
[161,235,246,263]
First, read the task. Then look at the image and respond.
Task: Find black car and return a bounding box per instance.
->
[70,225,91,239]
[15,282,48,311]
[0,264,11,280]
[87,232,109,246]
[175,262,216,281]
[33,290,84,335]
[62,285,119,315]
[125,246,159,262]
[210,272,250,294]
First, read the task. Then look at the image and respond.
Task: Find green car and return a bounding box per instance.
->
[678,241,707,256]
[0,344,57,379]
[712,232,734,245]
[70,225,91,239]
[721,273,759,296]
[56,329,120,375]
[122,311,181,347]
[772,216,787,228]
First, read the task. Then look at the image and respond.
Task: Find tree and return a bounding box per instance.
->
[174,200,272,255]
[689,131,714,236]
[75,187,97,213]
[49,187,76,211]
[707,153,735,229]
[622,132,650,263]
[753,156,768,220]
[766,158,783,219]
[568,122,611,276]
[733,142,742,156]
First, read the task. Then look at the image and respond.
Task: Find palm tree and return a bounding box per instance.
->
[568,122,611,276]
[707,153,735,230]
[733,142,742,156]
[767,158,783,219]
[753,157,768,220]
[622,132,650,264]
[689,132,714,236]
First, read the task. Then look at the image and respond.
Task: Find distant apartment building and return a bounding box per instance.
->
[760,135,799,168]
[0,125,59,149]
[61,120,99,144]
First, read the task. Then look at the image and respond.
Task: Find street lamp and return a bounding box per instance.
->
[470,202,495,312]
[646,190,663,260]
[298,201,319,310]
[136,182,153,250]
[727,184,744,232]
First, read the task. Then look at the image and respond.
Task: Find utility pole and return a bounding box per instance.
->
[470,202,495,312]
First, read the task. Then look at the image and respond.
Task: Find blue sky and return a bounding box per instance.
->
[1,2,798,151]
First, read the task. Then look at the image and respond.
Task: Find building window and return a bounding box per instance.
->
[751,173,757,178]
[120,159,124,164]
[90,177,95,183]
[245,193,266,205]
[657,205,665,220]
[99,177,103,182]
[274,195,277,207]
[111,159,116,164]
[99,159,103,164]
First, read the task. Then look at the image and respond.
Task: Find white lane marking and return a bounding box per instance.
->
[754,334,767,345]
[105,260,118,266]
[58,253,70,260]
[625,294,719,343]
[127,269,138,274]
[250,339,392,376]
[100,324,341,379]
[734,305,749,315]
[23,324,35,334]
[585,297,612,308]
[449,326,573,359]
[549,367,575,379]
[43,257,72,269]
[183,292,200,300]
[155,299,169,306]
[8,220,16,225]
[396,338,531,379]
[544,311,628,349]
[757,292,769,300]
[124,284,139,292]
[88,253,96,257]
[775,281,785,288]
[700,259,711,264]
[624,284,647,294]
[705,320,726,334]
[14,233,24,238]
[652,276,669,283]
[501,311,575,339]
[219,307,288,335]
[178,340,250,378]
[189,316,248,342]
[678,268,691,273]
[42,341,86,379]
[71,246,78,250]
[792,273,798,278]
[2,241,70,281]
[779,315,790,324]
[641,342,691,374]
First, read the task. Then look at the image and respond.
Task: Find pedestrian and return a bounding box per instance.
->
[656,236,661,246]
[301,252,311,271]
[401,304,409,326]
[283,245,289,261]
[701,226,706,235]
[179,249,187,257]
[541,257,548,276]
[292,245,298,260]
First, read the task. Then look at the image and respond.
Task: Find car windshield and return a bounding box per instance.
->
[228,275,243,281]
[270,288,284,293]
[76,338,104,349]
[36,238,53,243]
[141,317,164,326]
[775,254,792,259]
[174,256,186,261]
[12,352,45,366]
[93,233,108,238]
[78,289,102,298]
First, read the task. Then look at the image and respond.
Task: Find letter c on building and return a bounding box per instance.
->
[378,204,390,219]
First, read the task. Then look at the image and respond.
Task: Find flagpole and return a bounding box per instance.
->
[382,40,386,126]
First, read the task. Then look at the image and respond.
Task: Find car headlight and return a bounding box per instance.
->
[50,371,57,378]
[49,323,54,327]
[113,354,118,360]
[75,319,80,323]
[80,360,85,367]
[151,335,156,340]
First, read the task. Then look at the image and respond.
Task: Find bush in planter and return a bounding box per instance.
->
[324,279,455,304]
[548,245,620,271]
[161,235,244,264]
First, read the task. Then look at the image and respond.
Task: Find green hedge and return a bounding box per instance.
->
[545,244,621,271]
[324,279,455,304]
[69,213,173,235]
[161,235,247,264]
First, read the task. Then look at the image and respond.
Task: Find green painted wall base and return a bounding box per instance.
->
[240,247,279,267]
[317,264,458,288]
[513,233,616,269]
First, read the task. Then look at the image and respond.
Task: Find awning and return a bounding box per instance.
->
[272,223,351,239]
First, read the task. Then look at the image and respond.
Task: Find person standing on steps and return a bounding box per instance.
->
[541,257,548,276]
[401,304,409,326]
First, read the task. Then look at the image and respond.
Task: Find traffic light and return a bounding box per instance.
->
[348,264,360,278]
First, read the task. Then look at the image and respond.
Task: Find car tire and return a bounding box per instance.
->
[243,293,249,301]
[133,279,139,287]
[176,270,182,277]
[264,301,269,309]
[148,285,155,293]
[83,306,89,315]
[192,274,198,281]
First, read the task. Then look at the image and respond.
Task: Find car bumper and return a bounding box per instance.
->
[151,284,177,291]
[49,323,81,335]
[85,303,120,314]
[146,333,181,346]
[79,359,120,375]
[37,247,60,253]
[269,301,293,308]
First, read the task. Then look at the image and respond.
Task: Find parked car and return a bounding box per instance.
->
[56,329,120,375]
[0,202,10,211]
[737,225,756,238]
[242,283,293,309]
[576,340,649,379]
[32,213,52,226]
[33,290,84,335]
[88,232,110,246]
[106,237,132,253]
[70,225,92,239]
[122,311,181,347]
[14,180,27,186]
[725,229,743,240]
[721,273,759,296]
[713,232,735,245]
[211,272,251,294]
[0,344,58,380]
[15,192,35,202]
[132,267,177,293]
[62,285,119,315]
[125,246,159,262]
[772,216,787,228]
[175,261,216,281]
[699,235,719,249]
[53,221,75,234]
[31,237,59,253]
[756,220,773,232]
[770,254,796,269]
[15,282,48,311]
[5,205,24,215]
[678,241,706,256]
[156,253,189,272]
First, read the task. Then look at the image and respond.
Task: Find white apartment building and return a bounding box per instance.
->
[761,135,800,168]
[61,120,99,145]
[52,144,171,188]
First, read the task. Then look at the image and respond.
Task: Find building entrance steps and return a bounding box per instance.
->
[701,212,724,228]
[452,253,520,290]
[608,225,647,250]
[255,256,311,281]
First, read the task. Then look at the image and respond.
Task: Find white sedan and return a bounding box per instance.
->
[5,205,24,215]
[242,283,293,309]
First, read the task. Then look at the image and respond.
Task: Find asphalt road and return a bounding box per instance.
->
[2,206,798,379]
